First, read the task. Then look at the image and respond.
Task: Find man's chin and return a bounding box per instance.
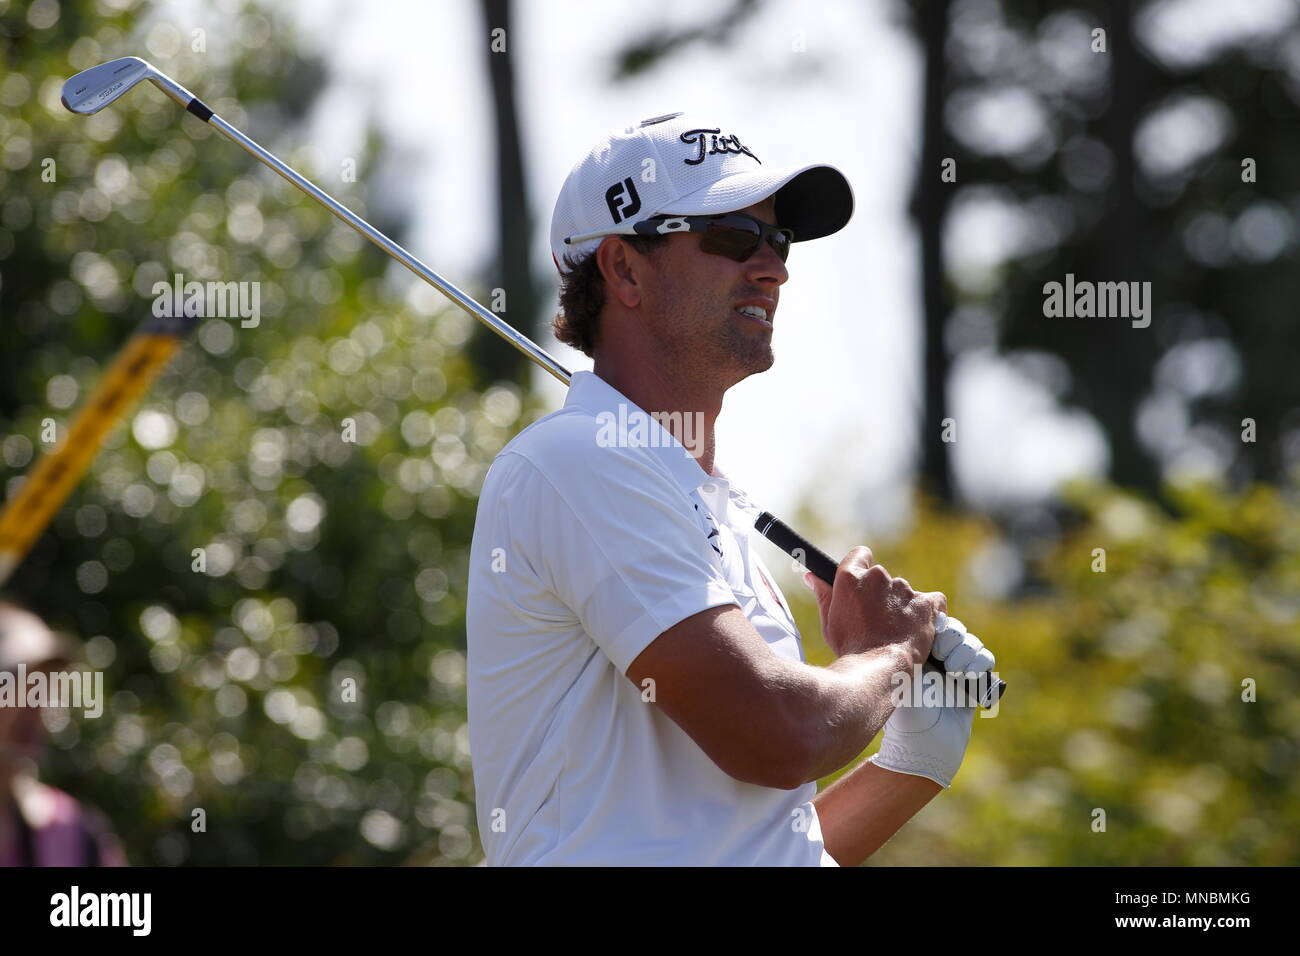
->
[728,346,775,385]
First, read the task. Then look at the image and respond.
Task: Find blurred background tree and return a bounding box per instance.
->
[909,0,1300,495]
[473,0,536,385]
[0,0,520,864]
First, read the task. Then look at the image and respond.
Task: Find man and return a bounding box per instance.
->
[0,602,125,866]
[466,113,995,866]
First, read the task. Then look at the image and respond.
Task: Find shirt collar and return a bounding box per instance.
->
[565,370,711,495]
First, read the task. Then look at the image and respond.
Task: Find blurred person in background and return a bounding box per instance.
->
[0,601,124,866]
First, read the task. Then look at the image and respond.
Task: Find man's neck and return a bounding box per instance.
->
[592,355,722,476]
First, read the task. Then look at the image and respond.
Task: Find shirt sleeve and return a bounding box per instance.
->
[492,440,739,675]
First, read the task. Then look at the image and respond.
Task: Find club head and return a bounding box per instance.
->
[61,56,153,115]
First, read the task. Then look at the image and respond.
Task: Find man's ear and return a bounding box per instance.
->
[598,238,647,309]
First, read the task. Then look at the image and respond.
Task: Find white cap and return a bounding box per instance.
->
[0,604,73,670]
[550,112,853,274]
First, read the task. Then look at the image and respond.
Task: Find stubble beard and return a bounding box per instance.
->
[712,291,776,386]
[657,291,775,390]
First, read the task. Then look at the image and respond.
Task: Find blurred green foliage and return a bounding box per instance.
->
[0,0,529,864]
[787,479,1300,865]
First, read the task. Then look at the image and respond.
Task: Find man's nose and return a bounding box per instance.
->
[745,238,789,286]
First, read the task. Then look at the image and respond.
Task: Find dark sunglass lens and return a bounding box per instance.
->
[701,221,761,261]
[767,231,791,262]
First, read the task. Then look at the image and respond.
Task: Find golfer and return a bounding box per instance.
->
[466,113,995,865]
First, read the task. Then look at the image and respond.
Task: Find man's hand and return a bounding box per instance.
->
[868,615,995,789]
[804,546,944,667]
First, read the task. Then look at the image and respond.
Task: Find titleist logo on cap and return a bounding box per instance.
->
[678,127,761,166]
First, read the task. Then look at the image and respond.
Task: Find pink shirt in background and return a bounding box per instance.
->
[0,780,126,867]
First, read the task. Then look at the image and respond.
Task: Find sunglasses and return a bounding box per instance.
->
[565,212,794,263]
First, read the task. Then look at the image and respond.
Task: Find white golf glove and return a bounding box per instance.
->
[868,614,995,789]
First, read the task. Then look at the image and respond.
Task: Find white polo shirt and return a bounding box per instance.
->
[466,371,835,866]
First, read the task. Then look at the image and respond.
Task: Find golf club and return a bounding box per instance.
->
[57,56,1004,708]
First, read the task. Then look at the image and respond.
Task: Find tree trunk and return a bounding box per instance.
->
[911,0,955,502]
[476,0,535,385]
[1093,4,1161,490]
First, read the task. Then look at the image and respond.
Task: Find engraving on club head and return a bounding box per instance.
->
[60,56,151,114]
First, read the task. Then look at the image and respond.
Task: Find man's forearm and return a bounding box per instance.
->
[813,760,941,866]
[784,646,913,784]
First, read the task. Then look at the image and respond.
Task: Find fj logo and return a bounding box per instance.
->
[605,177,641,224]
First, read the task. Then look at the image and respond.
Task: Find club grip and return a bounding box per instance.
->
[753,511,840,584]
[753,511,1005,709]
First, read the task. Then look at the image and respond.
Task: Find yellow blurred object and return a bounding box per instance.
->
[0,325,186,586]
